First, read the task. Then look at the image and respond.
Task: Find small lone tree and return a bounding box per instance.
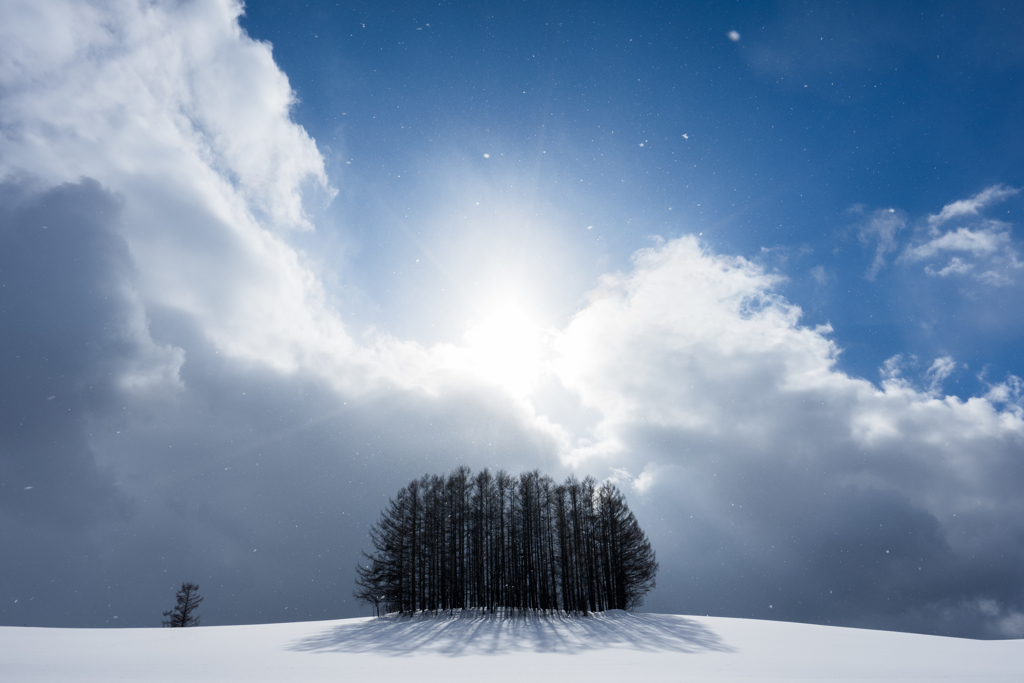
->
[162,582,203,627]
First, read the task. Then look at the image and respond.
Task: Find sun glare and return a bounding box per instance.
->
[463,303,546,396]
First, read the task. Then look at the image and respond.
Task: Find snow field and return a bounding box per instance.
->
[2,610,1021,682]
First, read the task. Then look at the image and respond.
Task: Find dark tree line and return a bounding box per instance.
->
[355,468,657,615]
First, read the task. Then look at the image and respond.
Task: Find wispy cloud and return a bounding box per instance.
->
[906,224,1011,260]
[899,186,1023,286]
[854,188,1021,285]
[924,356,958,395]
[858,208,905,280]
[927,184,1020,228]
[903,216,1021,287]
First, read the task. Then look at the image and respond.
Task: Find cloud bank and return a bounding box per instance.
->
[2,0,1024,639]
[548,236,1024,636]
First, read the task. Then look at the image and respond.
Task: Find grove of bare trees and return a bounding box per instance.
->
[355,468,657,615]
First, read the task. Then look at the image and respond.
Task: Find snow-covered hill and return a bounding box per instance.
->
[2,610,1021,682]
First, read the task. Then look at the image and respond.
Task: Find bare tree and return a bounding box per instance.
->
[162,582,204,627]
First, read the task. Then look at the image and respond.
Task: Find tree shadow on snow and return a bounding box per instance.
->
[288,610,733,657]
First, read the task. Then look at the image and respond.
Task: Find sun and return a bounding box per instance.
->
[462,302,546,396]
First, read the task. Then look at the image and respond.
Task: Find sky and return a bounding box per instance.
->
[1,0,1023,638]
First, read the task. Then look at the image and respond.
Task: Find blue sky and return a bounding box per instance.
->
[2,0,1024,638]
[243,0,1024,389]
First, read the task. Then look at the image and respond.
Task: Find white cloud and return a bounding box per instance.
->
[879,354,910,385]
[982,374,1024,415]
[905,224,1010,260]
[854,190,1021,288]
[927,184,1019,228]
[549,235,1024,552]
[858,208,905,280]
[552,236,1023,455]
[975,269,1016,287]
[903,199,1022,286]
[604,464,662,494]
[0,0,356,384]
[536,239,1024,638]
[554,237,821,450]
[631,463,663,494]
[924,356,957,395]
[925,256,973,277]
[542,241,1024,636]
[0,0,330,230]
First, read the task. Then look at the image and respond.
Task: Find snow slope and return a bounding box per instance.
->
[2,610,1020,682]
